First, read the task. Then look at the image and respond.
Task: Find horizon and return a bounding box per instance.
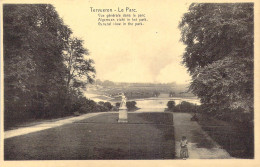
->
[93,79,190,85]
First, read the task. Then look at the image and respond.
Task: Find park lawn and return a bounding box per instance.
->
[4,115,76,131]
[196,114,254,159]
[5,112,175,160]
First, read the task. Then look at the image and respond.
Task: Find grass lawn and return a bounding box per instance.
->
[4,115,75,131]
[5,112,175,160]
[196,114,254,158]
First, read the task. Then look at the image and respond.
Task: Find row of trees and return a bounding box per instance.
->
[4,4,96,128]
[179,4,254,116]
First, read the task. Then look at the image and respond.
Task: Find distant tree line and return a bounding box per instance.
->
[3,4,99,129]
[95,79,177,87]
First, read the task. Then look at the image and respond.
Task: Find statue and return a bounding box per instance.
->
[120,93,127,108]
[118,92,128,123]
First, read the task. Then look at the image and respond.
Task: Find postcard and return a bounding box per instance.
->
[1,0,260,166]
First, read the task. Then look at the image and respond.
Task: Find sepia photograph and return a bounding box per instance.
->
[0,0,259,166]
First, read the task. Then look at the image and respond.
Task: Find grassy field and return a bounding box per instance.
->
[196,114,254,158]
[5,112,175,160]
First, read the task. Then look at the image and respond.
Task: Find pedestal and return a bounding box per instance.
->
[118,107,128,123]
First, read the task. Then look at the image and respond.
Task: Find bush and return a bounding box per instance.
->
[112,106,119,111]
[70,97,114,114]
[167,101,175,110]
[126,101,138,111]
[115,102,121,108]
[98,101,105,106]
[95,105,108,112]
[78,99,96,113]
[167,100,198,113]
[104,102,113,111]
[177,101,197,113]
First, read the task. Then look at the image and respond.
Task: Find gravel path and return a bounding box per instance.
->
[172,112,232,159]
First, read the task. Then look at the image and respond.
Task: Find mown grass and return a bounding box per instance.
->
[5,112,175,160]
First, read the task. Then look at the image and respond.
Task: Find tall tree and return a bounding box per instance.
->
[179,3,253,113]
[63,37,96,94]
[4,4,72,119]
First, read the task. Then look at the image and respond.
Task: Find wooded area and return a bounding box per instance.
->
[179,3,254,120]
[3,4,98,128]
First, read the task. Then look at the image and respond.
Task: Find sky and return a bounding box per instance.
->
[54,0,191,84]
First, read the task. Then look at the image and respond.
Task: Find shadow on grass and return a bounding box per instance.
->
[138,112,175,142]
[5,112,176,160]
[92,147,128,159]
[197,114,254,159]
[190,130,215,149]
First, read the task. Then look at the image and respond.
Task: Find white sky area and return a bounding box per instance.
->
[54,0,191,84]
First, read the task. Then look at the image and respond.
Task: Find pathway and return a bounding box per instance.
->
[5,107,233,159]
[5,112,106,139]
[5,112,175,160]
[172,112,232,159]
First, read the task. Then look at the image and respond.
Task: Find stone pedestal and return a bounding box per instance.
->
[118,106,128,123]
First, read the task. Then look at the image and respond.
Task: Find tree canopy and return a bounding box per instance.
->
[4,4,96,124]
[64,37,95,93]
[179,3,253,113]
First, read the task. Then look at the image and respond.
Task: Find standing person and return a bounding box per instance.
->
[180,136,189,159]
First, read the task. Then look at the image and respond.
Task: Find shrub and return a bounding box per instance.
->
[126,101,138,111]
[104,102,113,111]
[98,101,105,106]
[167,101,175,110]
[167,100,198,113]
[115,102,121,108]
[177,101,197,113]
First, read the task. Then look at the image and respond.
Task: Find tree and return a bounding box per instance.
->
[167,101,176,110]
[63,37,96,94]
[4,4,71,119]
[4,4,96,125]
[179,3,253,113]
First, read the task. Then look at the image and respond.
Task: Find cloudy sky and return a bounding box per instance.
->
[54,0,191,84]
